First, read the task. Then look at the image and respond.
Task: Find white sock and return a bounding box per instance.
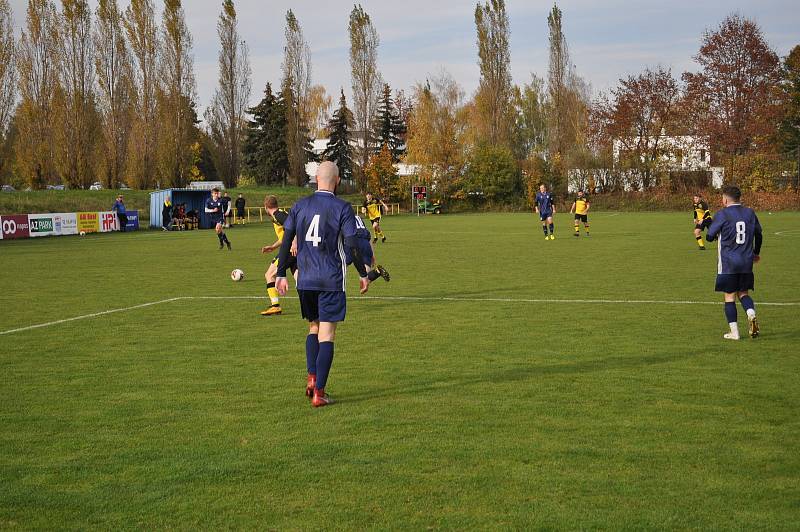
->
[729,322,740,337]
[746,309,756,319]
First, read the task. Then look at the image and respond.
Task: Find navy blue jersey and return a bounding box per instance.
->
[205,197,224,223]
[283,191,358,291]
[345,215,373,265]
[707,205,762,274]
[536,192,554,213]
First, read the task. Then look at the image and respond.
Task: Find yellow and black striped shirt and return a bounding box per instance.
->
[693,201,712,221]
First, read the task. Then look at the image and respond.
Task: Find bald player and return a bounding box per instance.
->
[276,162,370,407]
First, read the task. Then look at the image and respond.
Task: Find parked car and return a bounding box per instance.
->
[89,182,103,190]
[119,183,131,190]
[47,184,65,190]
[1,184,15,192]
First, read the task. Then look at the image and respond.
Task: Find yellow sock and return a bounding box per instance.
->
[574,225,579,233]
[696,236,704,247]
[267,286,280,305]
[585,225,590,234]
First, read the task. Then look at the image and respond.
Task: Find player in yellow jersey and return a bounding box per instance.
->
[362,192,389,243]
[260,195,297,316]
[692,193,713,250]
[569,190,591,237]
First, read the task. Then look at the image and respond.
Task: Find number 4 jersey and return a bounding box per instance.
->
[707,204,762,274]
[282,190,359,292]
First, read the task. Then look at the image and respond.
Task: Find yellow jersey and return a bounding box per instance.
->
[574,196,590,215]
[363,198,382,220]
[270,208,289,241]
[693,201,712,221]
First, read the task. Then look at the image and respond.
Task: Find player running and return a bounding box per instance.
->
[692,194,713,250]
[260,195,297,316]
[276,162,371,407]
[569,190,590,237]
[706,186,762,340]
[362,192,388,243]
[205,187,231,250]
[535,184,556,240]
[347,213,391,283]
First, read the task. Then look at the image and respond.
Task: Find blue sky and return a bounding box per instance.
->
[9,0,800,115]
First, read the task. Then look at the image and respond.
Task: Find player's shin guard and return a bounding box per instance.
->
[724,302,738,327]
[315,342,334,390]
[267,282,279,305]
[740,295,756,319]
[574,225,579,234]
[696,236,705,247]
[306,334,319,376]
[584,224,590,234]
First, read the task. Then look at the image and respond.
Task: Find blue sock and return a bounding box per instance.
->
[724,302,737,323]
[217,233,224,244]
[305,334,319,375]
[542,225,548,236]
[740,296,755,314]
[549,223,554,234]
[315,342,335,390]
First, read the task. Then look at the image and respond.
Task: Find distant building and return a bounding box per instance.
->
[305,138,418,184]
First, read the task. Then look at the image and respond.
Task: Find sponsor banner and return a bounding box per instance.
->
[125,210,140,231]
[1,215,31,239]
[78,212,99,233]
[99,211,119,232]
[29,213,56,237]
[54,212,78,235]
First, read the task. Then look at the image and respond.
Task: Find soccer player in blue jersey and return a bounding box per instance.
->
[347,213,390,283]
[275,162,371,407]
[535,184,556,240]
[205,188,231,250]
[706,186,763,340]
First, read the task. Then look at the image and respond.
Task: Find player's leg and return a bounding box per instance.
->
[540,217,548,239]
[694,225,705,249]
[312,320,338,407]
[305,320,320,397]
[723,292,740,340]
[583,216,590,235]
[375,219,386,242]
[738,289,758,338]
[548,215,555,239]
[574,215,580,236]
[219,221,231,249]
[261,260,283,316]
[215,222,224,249]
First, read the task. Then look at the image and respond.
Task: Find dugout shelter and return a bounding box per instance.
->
[149,189,214,229]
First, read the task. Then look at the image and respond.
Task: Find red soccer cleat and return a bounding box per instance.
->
[312,388,334,408]
[305,374,316,398]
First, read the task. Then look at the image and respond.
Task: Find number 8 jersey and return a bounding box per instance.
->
[283,190,359,291]
[707,204,762,274]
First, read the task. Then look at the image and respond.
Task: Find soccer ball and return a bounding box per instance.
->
[230,268,244,281]
[79,231,86,236]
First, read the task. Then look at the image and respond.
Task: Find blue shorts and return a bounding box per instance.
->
[346,242,374,268]
[539,211,552,221]
[298,290,347,323]
[715,273,754,293]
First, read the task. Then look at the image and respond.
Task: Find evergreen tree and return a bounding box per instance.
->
[322,89,354,181]
[242,83,288,184]
[371,83,406,161]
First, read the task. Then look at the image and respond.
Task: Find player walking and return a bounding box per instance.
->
[692,194,713,250]
[363,192,389,243]
[276,162,371,407]
[260,195,297,316]
[569,190,591,237]
[205,187,231,250]
[706,186,762,340]
[535,184,556,240]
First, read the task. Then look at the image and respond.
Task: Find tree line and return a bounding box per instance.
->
[0,0,798,201]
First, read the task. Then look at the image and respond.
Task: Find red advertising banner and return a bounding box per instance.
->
[1,215,31,239]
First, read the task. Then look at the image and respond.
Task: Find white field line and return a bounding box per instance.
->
[3,295,799,337]
[774,229,800,236]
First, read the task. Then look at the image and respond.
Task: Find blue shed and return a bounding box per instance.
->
[149,188,214,229]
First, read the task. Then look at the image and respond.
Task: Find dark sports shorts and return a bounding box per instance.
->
[695,218,712,231]
[370,217,381,225]
[539,211,552,221]
[346,244,374,268]
[298,290,347,322]
[715,273,755,293]
[574,214,588,223]
[271,254,298,274]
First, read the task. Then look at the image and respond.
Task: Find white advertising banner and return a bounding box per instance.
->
[97,211,120,233]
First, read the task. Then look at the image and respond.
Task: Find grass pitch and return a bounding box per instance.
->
[1,211,799,529]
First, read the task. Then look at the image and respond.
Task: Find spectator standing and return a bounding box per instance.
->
[162,196,172,231]
[235,193,246,224]
[112,194,128,232]
[221,192,232,228]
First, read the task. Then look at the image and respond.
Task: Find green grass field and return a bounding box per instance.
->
[1,212,799,529]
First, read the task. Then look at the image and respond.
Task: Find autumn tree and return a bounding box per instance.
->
[683,14,781,162]
[322,89,355,182]
[371,83,406,162]
[779,45,800,186]
[16,0,58,188]
[53,0,101,189]
[0,0,16,182]
[474,0,512,146]
[306,84,332,137]
[593,67,683,188]
[156,0,197,188]
[280,9,312,186]
[364,143,397,198]
[123,0,158,188]
[242,83,288,185]
[206,0,251,188]
[95,0,133,188]
[511,74,547,160]
[349,4,382,190]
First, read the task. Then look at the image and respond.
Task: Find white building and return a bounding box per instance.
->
[305,138,418,183]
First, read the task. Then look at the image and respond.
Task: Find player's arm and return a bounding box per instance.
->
[342,206,370,293]
[706,212,723,242]
[569,201,576,214]
[261,237,281,253]
[753,213,763,261]
[585,200,590,213]
[380,199,388,213]
[204,202,217,213]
